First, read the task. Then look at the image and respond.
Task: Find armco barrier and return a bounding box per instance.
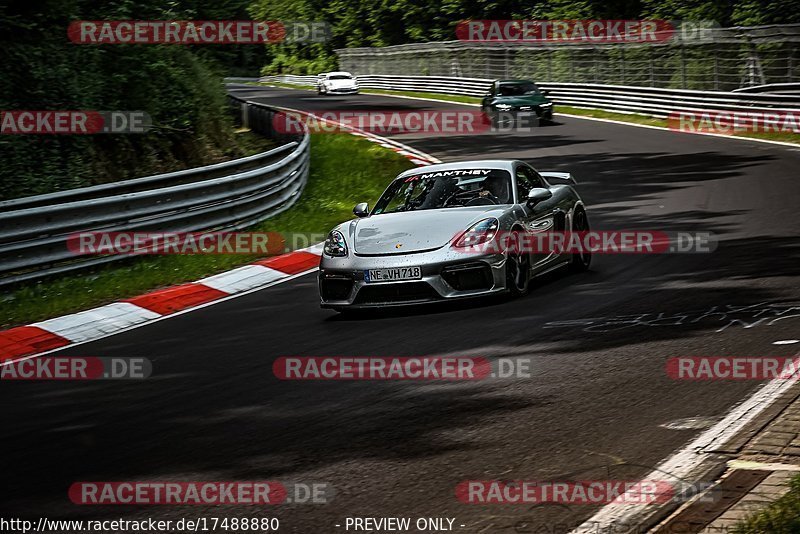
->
[261,74,800,119]
[0,97,310,287]
[733,83,800,94]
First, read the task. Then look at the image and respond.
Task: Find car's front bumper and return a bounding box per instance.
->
[319,249,507,308]
[326,87,359,94]
[490,106,554,123]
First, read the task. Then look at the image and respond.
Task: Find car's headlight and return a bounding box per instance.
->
[323,230,348,257]
[495,104,513,111]
[540,102,553,108]
[453,218,499,248]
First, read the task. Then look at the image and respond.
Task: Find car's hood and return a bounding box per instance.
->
[352,207,504,255]
[327,79,357,89]
[493,94,550,106]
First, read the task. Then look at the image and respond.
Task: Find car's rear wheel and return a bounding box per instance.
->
[506,230,531,297]
[570,208,591,272]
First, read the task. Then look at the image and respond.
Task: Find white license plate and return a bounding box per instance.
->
[365,266,422,283]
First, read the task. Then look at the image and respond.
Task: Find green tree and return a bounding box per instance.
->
[0,0,260,199]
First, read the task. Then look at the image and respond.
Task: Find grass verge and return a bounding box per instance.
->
[0,133,413,329]
[557,106,800,144]
[254,81,317,91]
[734,475,800,533]
[232,128,279,156]
[362,88,481,105]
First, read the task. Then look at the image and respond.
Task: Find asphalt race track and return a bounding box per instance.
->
[3,85,800,532]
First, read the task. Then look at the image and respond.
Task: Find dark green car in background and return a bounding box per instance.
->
[481,80,554,127]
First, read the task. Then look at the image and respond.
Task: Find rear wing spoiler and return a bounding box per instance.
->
[540,172,577,185]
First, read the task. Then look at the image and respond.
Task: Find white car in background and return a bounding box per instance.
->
[317,72,359,95]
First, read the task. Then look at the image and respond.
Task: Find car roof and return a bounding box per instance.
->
[497,79,536,85]
[327,71,353,77]
[397,160,518,179]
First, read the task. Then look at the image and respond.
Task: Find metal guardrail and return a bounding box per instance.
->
[263,74,319,87]
[734,83,800,94]
[537,82,800,117]
[0,97,310,287]
[263,74,800,119]
[350,75,491,96]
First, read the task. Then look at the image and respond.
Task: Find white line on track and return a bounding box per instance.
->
[569,353,800,533]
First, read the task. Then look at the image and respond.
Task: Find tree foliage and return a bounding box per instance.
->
[250,0,800,74]
[0,0,263,200]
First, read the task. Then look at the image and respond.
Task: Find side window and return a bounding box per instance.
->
[516,166,545,202]
[521,166,544,188]
[515,168,533,202]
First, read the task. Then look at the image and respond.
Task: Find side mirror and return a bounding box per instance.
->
[526,188,553,207]
[353,202,370,217]
[541,89,550,96]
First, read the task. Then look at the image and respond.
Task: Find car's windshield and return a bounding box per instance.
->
[498,82,539,96]
[372,169,513,214]
[329,75,352,80]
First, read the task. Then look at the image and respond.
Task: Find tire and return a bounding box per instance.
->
[570,208,592,272]
[505,230,531,297]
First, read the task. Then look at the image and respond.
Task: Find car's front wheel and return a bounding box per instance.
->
[506,230,531,296]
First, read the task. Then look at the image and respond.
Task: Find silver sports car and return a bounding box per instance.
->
[318,160,590,310]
